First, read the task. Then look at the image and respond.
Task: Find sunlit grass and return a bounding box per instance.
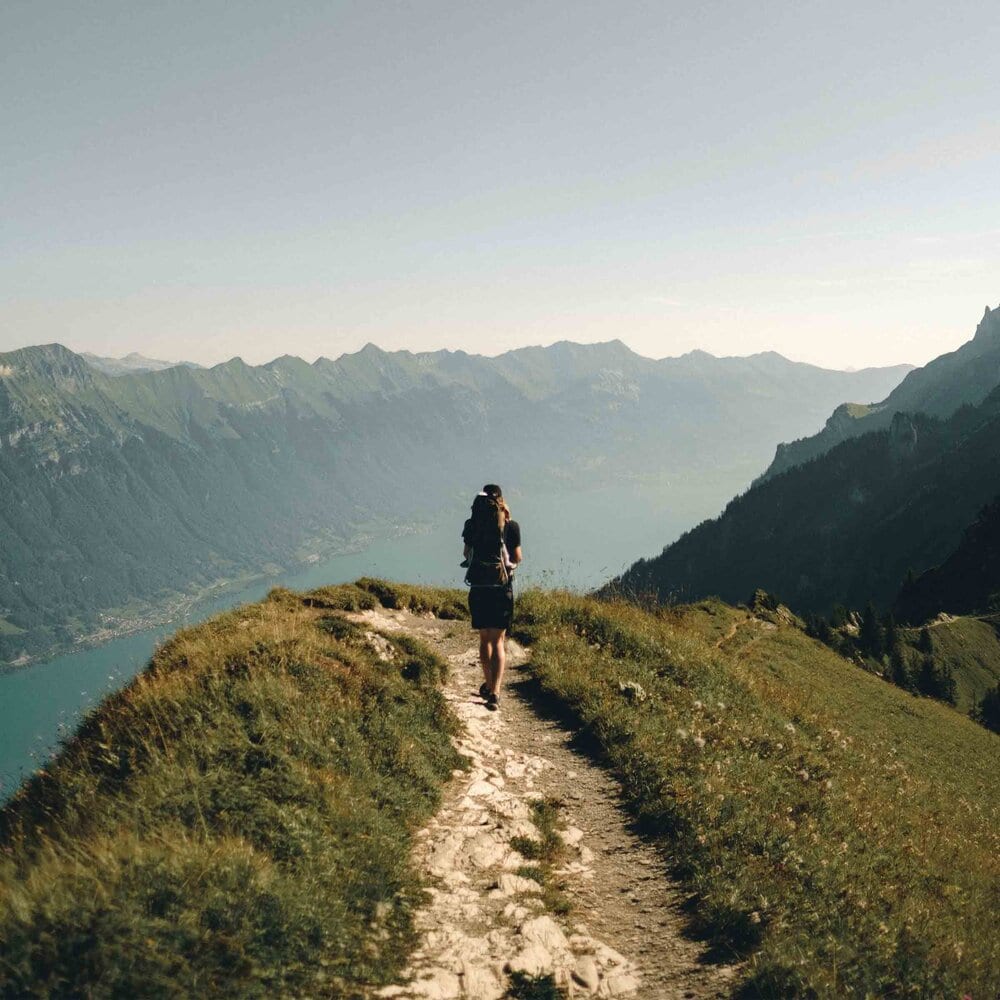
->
[0,581,464,998]
[4,578,996,997]
[513,590,1000,998]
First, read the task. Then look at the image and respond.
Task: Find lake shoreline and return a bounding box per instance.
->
[0,520,439,674]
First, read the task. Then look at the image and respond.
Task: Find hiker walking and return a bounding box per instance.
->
[462,484,522,711]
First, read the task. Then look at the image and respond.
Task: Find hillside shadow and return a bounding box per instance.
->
[506,669,749,968]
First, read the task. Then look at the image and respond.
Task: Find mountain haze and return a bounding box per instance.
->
[763,305,999,480]
[0,340,908,661]
[80,352,202,376]
[613,309,1000,616]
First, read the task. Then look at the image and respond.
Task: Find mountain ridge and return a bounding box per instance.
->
[0,339,909,662]
[762,304,999,480]
[55,338,916,378]
[611,381,1000,616]
[81,351,202,376]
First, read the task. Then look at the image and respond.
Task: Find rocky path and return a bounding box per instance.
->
[351,608,737,1000]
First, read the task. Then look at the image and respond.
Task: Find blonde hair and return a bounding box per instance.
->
[481,484,511,524]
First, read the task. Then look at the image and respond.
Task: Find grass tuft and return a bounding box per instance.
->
[510,797,573,917]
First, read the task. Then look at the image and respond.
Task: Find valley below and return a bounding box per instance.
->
[0,339,910,665]
[0,479,699,799]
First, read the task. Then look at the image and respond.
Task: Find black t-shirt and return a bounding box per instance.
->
[463,519,521,558]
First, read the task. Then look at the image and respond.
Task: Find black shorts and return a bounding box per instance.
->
[469,584,514,631]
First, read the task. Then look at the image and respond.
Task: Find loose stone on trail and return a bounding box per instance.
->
[352,607,736,999]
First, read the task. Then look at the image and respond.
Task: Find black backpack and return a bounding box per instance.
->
[464,495,511,587]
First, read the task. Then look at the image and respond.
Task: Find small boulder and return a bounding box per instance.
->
[505,942,553,977]
[602,971,640,996]
[618,681,647,703]
[493,873,542,896]
[520,914,569,953]
[410,968,462,999]
[557,826,585,847]
[572,955,601,993]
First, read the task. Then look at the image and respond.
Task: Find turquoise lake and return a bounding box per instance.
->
[0,483,705,799]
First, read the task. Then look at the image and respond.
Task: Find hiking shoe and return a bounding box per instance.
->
[486,693,500,712]
[479,682,490,700]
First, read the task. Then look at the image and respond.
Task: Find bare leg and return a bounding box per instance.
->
[483,628,507,695]
[492,631,507,694]
[478,631,493,687]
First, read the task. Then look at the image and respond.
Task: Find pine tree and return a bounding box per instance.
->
[859,602,883,659]
[939,664,957,705]
[882,612,899,654]
[817,618,834,646]
[918,627,933,655]
[804,613,820,639]
[972,682,1000,733]
[917,655,938,697]
[890,644,910,690]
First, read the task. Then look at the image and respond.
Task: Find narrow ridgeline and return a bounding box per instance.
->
[1,581,996,998]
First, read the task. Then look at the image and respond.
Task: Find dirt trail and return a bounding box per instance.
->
[713,621,741,649]
[352,607,738,1000]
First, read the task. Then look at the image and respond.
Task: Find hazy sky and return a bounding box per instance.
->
[2,2,998,369]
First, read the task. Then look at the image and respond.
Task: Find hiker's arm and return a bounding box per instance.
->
[510,546,522,565]
[464,544,472,559]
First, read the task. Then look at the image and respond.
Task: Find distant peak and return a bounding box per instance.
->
[213,356,250,371]
[1,343,95,382]
[601,338,634,352]
[16,342,78,359]
[499,338,640,361]
[973,303,999,342]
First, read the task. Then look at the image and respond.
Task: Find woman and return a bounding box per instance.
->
[462,484,523,711]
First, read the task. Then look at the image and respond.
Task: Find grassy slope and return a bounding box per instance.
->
[0,580,466,999]
[901,614,1000,714]
[3,579,997,997]
[513,591,1000,998]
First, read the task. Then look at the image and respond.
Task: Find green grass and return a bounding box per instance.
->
[0,618,25,637]
[899,614,1000,714]
[0,581,464,999]
[5,577,997,997]
[510,797,573,917]
[512,589,1000,998]
[293,577,469,621]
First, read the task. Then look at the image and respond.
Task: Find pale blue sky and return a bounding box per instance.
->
[2,1,998,368]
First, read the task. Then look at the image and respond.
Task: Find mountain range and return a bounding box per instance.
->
[762,305,1000,480]
[614,305,1000,617]
[0,340,908,662]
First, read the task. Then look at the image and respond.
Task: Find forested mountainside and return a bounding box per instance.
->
[894,495,1000,624]
[0,341,908,661]
[762,304,1000,480]
[611,387,1000,616]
